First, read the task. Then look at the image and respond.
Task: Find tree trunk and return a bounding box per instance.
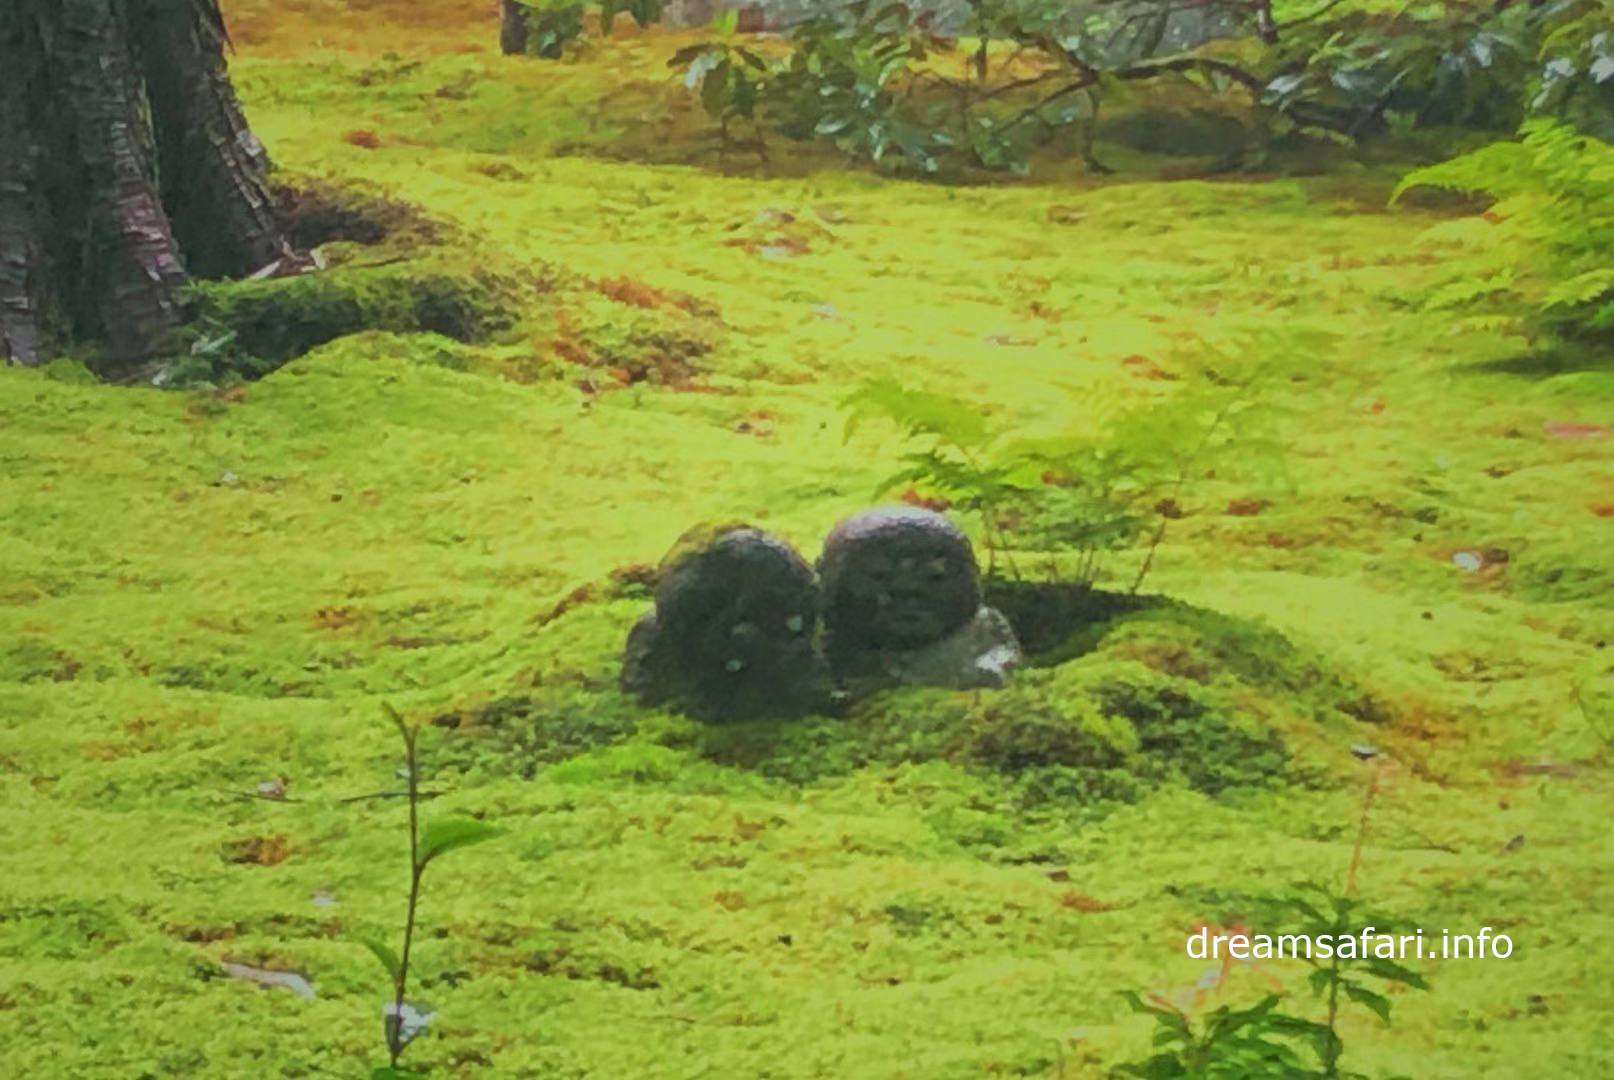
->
[58,0,190,362]
[0,0,289,370]
[0,36,56,367]
[500,0,529,55]
[139,0,291,279]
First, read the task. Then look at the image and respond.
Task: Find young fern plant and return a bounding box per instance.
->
[1115,885,1429,1080]
[364,704,500,1079]
[842,379,1033,578]
[1116,991,1329,1079]
[1268,885,1430,1080]
[1115,752,1428,1079]
[842,349,1291,593]
[1392,120,1614,342]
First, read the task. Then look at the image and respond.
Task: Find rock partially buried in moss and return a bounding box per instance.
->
[621,525,828,720]
[819,506,1022,689]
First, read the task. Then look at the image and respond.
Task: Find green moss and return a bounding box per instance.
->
[40,356,100,384]
[185,260,521,368]
[2,8,1612,1077]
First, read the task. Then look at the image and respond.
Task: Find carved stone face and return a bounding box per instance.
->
[819,507,980,654]
[626,527,824,718]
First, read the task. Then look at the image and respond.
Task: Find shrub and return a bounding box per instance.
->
[840,351,1287,591]
[511,0,665,59]
[672,0,1614,177]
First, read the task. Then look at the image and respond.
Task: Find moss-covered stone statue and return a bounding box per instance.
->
[621,524,830,720]
[818,506,1022,690]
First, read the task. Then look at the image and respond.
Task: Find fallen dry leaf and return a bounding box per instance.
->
[1543,420,1608,440]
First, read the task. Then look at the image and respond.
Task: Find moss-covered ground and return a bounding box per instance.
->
[2,3,1611,1077]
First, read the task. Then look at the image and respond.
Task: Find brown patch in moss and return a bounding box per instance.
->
[222,835,291,867]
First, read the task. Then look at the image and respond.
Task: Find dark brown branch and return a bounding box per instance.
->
[1114,55,1268,94]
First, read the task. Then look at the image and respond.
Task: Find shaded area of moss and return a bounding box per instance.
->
[185,261,521,369]
[450,597,1363,825]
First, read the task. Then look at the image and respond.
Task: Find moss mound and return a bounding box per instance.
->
[449,596,1364,819]
[183,260,521,372]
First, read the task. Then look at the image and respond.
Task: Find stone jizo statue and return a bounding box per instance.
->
[818,506,1022,690]
[621,525,827,719]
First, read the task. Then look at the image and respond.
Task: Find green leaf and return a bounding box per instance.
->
[1360,956,1431,990]
[668,43,713,68]
[626,0,663,28]
[841,379,994,450]
[701,60,734,116]
[1544,268,1614,308]
[418,817,501,869]
[1118,990,1190,1038]
[359,935,402,986]
[1343,982,1394,1024]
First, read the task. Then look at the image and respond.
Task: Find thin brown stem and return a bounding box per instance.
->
[1346,762,1383,896]
[1130,518,1168,595]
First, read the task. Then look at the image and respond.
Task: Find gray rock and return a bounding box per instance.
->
[878,604,1022,689]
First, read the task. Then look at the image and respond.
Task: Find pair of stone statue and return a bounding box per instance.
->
[620,507,1023,720]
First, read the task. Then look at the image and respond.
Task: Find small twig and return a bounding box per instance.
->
[1276,0,1351,31]
[337,789,445,804]
[1129,518,1168,596]
[220,789,301,803]
[219,787,445,805]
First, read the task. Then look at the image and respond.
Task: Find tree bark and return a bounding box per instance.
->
[500,0,529,55]
[57,0,190,362]
[0,0,289,369]
[138,0,291,278]
[0,4,58,365]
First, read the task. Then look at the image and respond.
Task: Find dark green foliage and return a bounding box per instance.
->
[1264,6,1536,135]
[513,0,664,59]
[1116,992,1329,1079]
[668,24,770,143]
[525,1,585,59]
[671,0,1614,177]
[769,3,959,173]
[1528,0,1614,139]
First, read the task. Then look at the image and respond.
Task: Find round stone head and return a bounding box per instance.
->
[818,506,981,655]
[638,526,823,718]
